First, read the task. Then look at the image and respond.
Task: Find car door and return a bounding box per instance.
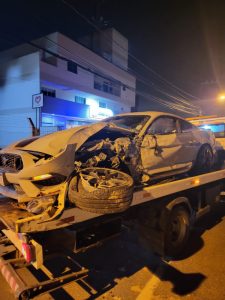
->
[173,119,202,165]
[141,116,183,175]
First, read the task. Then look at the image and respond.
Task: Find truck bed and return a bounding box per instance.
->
[0,168,225,234]
[0,196,103,233]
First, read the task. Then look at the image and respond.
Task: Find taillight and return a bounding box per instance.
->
[21,243,33,263]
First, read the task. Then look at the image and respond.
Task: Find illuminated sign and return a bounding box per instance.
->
[86,98,113,120]
[90,107,113,119]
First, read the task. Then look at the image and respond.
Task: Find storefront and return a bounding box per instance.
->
[40,95,113,134]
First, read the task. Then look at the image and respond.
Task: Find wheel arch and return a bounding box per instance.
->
[166,196,192,215]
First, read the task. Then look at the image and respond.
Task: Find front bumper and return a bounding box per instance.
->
[0,172,66,203]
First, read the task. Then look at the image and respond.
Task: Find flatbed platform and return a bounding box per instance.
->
[0,167,225,299]
[0,168,225,234]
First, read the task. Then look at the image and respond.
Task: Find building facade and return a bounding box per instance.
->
[0,31,136,148]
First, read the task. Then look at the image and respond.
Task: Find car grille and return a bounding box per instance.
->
[0,153,23,172]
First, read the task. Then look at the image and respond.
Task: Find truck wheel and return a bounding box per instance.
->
[191,144,214,174]
[164,206,190,257]
[68,168,134,214]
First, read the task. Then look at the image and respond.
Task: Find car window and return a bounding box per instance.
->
[104,115,150,132]
[147,117,177,135]
[179,119,195,133]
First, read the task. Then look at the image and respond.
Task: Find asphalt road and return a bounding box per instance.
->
[1,201,225,300]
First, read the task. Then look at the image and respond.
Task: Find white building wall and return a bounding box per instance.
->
[38,33,135,110]
[40,61,95,92]
[54,89,76,102]
[0,31,136,146]
[0,52,40,148]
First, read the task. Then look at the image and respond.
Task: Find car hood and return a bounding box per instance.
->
[4,122,108,156]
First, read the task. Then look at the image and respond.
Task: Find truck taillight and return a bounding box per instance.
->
[21,243,33,263]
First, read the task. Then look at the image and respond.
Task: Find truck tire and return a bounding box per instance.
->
[164,206,190,257]
[68,167,134,214]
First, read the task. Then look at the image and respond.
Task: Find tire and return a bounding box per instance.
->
[164,206,190,257]
[68,167,134,214]
[191,144,214,175]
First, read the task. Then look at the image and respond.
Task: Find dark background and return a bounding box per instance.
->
[0,0,225,112]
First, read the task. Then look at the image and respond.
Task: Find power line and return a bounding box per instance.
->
[42,35,200,112]
[128,66,200,109]
[22,5,200,111]
[0,33,199,115]
[61,0,201,102]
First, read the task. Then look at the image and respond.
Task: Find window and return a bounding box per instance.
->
[180,119,195,132]
[148,117,177,135]
[75,96,86,104]
[94,75,121,97]
[99,101,106,108]
[41,87,56,97]
[67,61,77,74]
[105,115,150,132]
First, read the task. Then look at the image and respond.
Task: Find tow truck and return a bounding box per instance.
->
[0,164,225,299]
[187,115,225,150]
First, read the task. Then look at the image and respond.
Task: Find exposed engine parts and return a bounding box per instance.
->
[75,135,144,183]
[26,197,55,214]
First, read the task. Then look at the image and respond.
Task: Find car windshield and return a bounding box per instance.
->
[104,115,150,132]
[199,123,225,138]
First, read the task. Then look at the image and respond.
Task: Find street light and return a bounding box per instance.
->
[217,92,225,103]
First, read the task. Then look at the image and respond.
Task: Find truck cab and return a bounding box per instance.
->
[187,115,225,158]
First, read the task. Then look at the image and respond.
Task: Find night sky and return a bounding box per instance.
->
[1,0,225,113]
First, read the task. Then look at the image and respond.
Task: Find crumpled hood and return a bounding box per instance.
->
[4,122,108,156]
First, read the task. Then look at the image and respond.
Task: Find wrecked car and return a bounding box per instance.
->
[0,111,217,215]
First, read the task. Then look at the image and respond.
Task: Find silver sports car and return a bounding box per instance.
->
[0,111,217,214]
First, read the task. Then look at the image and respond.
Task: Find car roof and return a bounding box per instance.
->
[108,111,186,120]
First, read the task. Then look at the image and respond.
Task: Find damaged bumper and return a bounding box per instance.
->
[0,177,66,203]
[0,146,75,203]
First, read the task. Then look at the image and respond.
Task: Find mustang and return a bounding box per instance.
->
[0,111,217,214]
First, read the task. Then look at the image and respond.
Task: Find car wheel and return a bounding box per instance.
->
[192,144,214,174]
[68,167,134,214]
[164,206,190,257]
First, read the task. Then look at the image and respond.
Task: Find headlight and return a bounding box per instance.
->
[32,173,66,186]
[32,174,52,181]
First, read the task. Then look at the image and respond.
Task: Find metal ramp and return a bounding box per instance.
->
[0,235,95,300]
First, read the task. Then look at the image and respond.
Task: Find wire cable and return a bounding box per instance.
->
[61,0,201,101]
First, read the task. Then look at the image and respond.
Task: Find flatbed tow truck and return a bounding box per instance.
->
[0,167,225,299]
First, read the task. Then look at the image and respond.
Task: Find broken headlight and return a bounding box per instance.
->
[32,173,66,186]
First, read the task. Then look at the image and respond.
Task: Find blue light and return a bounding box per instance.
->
[202,125,211,130]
